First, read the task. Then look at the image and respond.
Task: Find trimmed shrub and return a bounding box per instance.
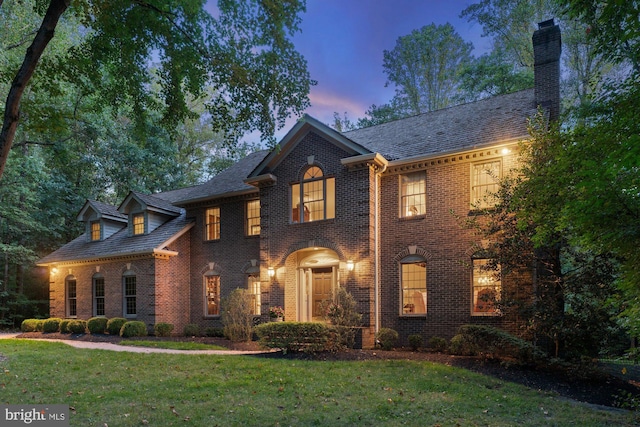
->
[154,322,174,337]
[59,319,72,334]
[87,317,108,334]
[322,287,362,349]
[204,327,225,337]
[120,321,148,338]
[255,322,336,353]
[376,327,398,350]
[183,324,200,337]
[408,334,423,351]
[42,318,62,333]
[428,336,448,353]
[20,319,41,332]
[450,325,547,363]
[67,320,87,334]
[221,289,254,342]
[106,317,127,335]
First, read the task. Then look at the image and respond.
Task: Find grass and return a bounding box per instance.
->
[119,340,227,351]
[0,339,637,426]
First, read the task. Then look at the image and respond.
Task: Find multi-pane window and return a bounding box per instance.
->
[123,275,136,317]
[132,214,145,235]
[472,258,501,315]
[91,221,101,241]
[205,208,220,240]
[248,275,261,315]
[93,276,105,317]
[401,260,427,315]
[246,200,260,236]
[66,277,77,318]
[400,172,426,217]
[204,274,220,316]
[471,160,502,209]
[291,166,335,223]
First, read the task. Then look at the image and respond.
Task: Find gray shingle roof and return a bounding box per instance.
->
[37,212,193,265]
[343,89,536,160]
[124,191,183,215]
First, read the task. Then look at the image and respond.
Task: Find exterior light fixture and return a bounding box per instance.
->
[51,267,58,276]
[268,267,275,278]
[347,260,354,272]
[501,148,511,155]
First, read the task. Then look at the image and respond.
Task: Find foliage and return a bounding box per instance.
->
[255,322,336,353]
[383,23,473,115]
[375,327,399,350]
[321,287,362,349]
[183,323,200,337]
[105,317,127,335]
[20,318,41,332]
[450,325,548,364]
[1,339,631,426]
[221,288,254,342]
[408,334,423,351]
[87,317,108,335]
[269,306,284,319]
[59,319,71,334]
[204,327,225,338]
[67,319,86,334]
[428,336,449,353]
[119,321,148,338]
[154,322,174,337]
[42,317,62,333]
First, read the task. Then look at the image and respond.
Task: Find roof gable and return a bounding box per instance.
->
[248,114,371,178]
[77,200,127,223]
[118,191,182,216]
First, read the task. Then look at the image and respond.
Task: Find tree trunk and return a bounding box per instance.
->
[0,0,70,181]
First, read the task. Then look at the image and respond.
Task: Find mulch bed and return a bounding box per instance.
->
[11,332,640,410]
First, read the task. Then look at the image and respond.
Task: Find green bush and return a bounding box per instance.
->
[154,322,174,337]
[204,327,225,337]
[255,322,337,353]
[120,321,148,338]
[450,325,547,363]
[67,320,87,334]
[42,318,62,333]
[106,317,127,335]
[183,323,200,337]
[20,318,41,332]
[321,287,362,349]
[59,319,72,334]
[221,289,254,342]
[408,334,423,351]
[87,317,108,334]
[428,336,448,353]
[376,327,398,350]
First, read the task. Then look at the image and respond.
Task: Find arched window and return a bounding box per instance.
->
[65,275,77,318]
[122,271,137,317]
[291,166,335,223]
[400,256,427,315]
[93,273,105,317]
[204,271,220,316]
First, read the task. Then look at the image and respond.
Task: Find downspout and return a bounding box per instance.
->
[374,162,386,335]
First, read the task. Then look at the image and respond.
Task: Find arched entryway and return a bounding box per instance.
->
[294,248,340,322]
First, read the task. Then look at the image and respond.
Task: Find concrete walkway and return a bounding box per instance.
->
[0,333,271,355]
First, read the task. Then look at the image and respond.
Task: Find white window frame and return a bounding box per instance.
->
[90,221,101,241]
[93,275,105,317]
[204,272,220,317]
[132,213,145,235]
[66,276,77,318]
[472,258,501,316]
[471,160,502,209]
[400,171,426,218]
[248,275,261,315]
[123,274,137,318]
[246,200,260,236]
[291,166,335,223]
[205,207,220,241]
[399,257,427,315]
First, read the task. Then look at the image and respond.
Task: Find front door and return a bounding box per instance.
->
[312,267,333,320]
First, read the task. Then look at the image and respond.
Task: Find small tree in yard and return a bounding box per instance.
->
[322,287,362,349]
[222,288,254,342]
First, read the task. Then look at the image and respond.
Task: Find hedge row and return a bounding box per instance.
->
[20,317,158,338]
[254,322,339,353]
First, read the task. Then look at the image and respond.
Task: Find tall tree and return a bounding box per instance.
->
[382,23,473,115]
[0,0,314,181]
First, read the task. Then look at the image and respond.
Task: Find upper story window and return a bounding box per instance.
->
[472,258,501,316]
[471,160,501,209]
[400,257,427,315]
[400,171,426,217]
[246,200,260,236]
[90,221,101,241]
[291,166,335,223]
[132,213,145,235]
[205,207,220,240]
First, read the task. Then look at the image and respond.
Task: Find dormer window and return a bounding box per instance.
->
[133,213,145,235]
[90,221,101,241]
[291,166,335,223]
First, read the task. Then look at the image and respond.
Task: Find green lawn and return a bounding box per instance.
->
[0,339,637,426]
[119,340,228,351]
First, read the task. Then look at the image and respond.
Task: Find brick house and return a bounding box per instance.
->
[38,21,561,347]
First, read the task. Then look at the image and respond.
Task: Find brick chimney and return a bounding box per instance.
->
[533,19,561,122]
